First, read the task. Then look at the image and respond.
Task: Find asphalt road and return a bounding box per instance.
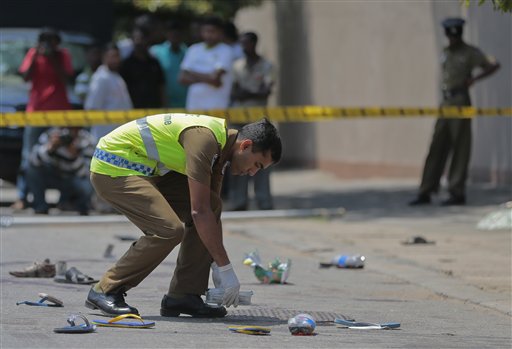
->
[1,170,511,348]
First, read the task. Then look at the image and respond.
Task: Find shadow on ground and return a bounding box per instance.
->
[273,185,511,221]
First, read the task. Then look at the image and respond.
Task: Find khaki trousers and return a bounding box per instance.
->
[419,94,472,198]
[90,172,221,296]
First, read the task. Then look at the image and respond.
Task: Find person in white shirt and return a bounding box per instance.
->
[179,17,233,110]
[85,43,133,140]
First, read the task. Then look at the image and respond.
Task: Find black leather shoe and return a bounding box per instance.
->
[408,194,431,206]
[441,195,466,206]
[85,287,139,316]
[160,294,227,318]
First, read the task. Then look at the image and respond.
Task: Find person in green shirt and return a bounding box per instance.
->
[409,18,500,206]
[150,21,188,108]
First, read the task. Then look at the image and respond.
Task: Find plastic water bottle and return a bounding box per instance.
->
[332,254,365,268]
[288,313,316,335]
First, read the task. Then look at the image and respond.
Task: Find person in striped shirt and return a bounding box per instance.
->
[26,127,96,215]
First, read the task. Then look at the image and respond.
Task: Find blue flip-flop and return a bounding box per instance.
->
[92,314,155,328]
[54,313,96,334]
[17,293,63,307]
[335,318,400,329]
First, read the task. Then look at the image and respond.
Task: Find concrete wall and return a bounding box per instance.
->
[236,0,511,184]
[466,3,512,184]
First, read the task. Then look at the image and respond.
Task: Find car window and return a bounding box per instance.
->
[0,40,88,79]
[0,40,28,78]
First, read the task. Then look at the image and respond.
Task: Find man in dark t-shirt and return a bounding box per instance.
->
[120,28,165,108]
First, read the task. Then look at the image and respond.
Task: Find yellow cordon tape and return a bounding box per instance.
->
[1,106,511,127]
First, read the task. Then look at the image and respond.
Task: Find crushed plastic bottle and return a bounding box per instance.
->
[205,289,253,305]
[243,250,291,284]
[332,254,365,268]
[477,201,512,231]
[288,313,316,335]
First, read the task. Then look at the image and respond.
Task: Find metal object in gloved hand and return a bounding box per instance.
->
[217,263,240,307]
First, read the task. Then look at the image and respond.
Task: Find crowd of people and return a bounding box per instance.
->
[10,14,500,214]
[11,15,276,215]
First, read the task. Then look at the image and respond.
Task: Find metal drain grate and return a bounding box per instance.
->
[226,307,352,325]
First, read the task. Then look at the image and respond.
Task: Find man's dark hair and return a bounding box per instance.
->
[103,42,119,52]
[201,16,225,30]
[238,118,282,163]
[166,20,184,32]
[242,32,258,45]
[224,21,239,42]
[134,14,157,33]
[38,27,61,44]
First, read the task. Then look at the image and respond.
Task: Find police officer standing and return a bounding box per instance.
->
[409,18,500,206]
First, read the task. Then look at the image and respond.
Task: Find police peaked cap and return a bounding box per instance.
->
[442,17,465,36]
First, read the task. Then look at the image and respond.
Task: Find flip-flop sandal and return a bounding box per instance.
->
[228,325,271,335]
[92,314,155,328]
[334,318,400,329]
[54,267,98,285]
[401,236,435,245]
[17,293,64,307]
[54,313,96,333]
[115,235,138,241]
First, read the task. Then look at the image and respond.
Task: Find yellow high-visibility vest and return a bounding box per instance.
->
[90,113,227,177]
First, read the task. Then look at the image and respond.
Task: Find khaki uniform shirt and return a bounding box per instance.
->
[179,127,237,197]
[441,42,494,105]
[232,56,274,107]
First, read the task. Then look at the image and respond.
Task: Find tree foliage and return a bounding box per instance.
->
[464,0,512,13]
[130,0,263,19]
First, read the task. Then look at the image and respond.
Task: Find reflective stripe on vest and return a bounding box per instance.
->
[136,117,171,175]
[93,148,153,176]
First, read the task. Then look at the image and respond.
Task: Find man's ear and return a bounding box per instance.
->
[241,139,253,150]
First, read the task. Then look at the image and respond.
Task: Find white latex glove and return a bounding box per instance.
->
[211,262,221,288]
[217,263,240,307]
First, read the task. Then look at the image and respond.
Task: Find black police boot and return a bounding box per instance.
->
[160,294,227,318]
[441,195,466,206]
[408,194,431,206]
[85,287,139,316]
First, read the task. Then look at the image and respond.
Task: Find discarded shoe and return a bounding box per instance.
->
[9,259,56,278]
[54,313,96,334]
[401,236,435,245]
[160,294,227,318]
[54,267,98,285]
[16,293,63,307]
[85,287,139,316]
[92,314,155,328]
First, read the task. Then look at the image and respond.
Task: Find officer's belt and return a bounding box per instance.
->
[442,87,469,99]
[93,148,154,176]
